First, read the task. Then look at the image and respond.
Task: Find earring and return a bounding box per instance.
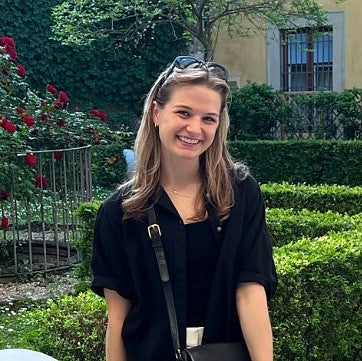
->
[154,123,158,128]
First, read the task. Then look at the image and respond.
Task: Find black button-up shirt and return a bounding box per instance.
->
[91,175,277,361]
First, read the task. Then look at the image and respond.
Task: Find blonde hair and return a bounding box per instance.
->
[122,67,248,221]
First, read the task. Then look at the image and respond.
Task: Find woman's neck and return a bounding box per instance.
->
[160,156,201,189]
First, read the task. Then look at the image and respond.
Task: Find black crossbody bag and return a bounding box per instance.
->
[147,205,251,361]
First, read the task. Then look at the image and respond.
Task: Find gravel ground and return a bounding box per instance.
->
[0,272,80,304]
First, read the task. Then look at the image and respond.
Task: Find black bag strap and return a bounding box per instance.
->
[147,205,183,361]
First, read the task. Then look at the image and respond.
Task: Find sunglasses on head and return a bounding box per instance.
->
[163,56,229,82]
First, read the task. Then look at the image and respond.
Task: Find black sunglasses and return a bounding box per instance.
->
[163,56,229,81]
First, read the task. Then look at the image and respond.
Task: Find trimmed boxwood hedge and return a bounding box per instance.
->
[271,230,361,361]
[91,140,362,189]
[228,140,362,186]
[262,182,362,215]
[267,208,361,247]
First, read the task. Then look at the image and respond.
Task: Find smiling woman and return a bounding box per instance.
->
[90,56,277,361]
[153,85,221,166]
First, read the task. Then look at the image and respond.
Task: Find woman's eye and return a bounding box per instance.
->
[177,110,190,117]
[204,116,217,123]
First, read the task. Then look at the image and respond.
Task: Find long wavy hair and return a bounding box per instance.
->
[122,66,248,221]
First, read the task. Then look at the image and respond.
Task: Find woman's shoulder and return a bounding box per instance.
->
[229,164,261,195]
[100,183,131,213]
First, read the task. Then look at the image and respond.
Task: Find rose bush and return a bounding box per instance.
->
[0,36,111,227]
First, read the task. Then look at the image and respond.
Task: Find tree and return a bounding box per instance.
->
[51,0,345,60]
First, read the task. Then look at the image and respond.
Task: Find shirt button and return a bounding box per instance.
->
[217,226,222,232]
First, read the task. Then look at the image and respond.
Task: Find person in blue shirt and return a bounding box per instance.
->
[122,148,136,178]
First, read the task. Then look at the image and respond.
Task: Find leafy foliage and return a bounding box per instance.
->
[51,0,333,58]
[92,141,128,189]
[289,89,362,140]
[21,291,107,361]
[228,82,293,140]
[0,0,186,124]
[72,200,103,279]
[228,83,362,141]
[0,35,111,223]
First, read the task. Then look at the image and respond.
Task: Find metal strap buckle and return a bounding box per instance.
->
[148,223,161,239]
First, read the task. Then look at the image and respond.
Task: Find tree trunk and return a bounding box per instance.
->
[188,36,206,60]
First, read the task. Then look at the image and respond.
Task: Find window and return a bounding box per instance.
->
[280,27,333,92]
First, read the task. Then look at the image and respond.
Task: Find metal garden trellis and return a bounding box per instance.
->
[0,145,92,278]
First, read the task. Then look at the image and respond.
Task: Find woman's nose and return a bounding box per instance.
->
[185,118,202,134]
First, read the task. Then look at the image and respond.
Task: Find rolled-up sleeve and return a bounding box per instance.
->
[235,177,277,300]
[90,195,135,301]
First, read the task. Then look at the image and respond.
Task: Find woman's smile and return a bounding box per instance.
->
[177,135,201,145]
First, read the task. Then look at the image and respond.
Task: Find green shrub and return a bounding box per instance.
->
[228,140,362,186]
[92,143,128,189]
[267,208,361,247]
[20,291,107,361]
[271,230,362,360]
[72,201,102,280]
[229,82,293,140]
[262,182,362,215]
[290,89,362,140]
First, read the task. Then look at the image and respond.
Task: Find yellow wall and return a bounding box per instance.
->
[213,0,362,89]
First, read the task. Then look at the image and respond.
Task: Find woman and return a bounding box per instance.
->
[91,56,277,361]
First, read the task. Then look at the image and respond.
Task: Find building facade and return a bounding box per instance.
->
[214,0,361,91]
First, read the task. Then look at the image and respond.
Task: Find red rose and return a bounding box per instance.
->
[0,37,15,48]
[1,118,16,133]
[54,99,64,108]
[47,84,58,94]
[23,115,35,127]
[56,120,66,127]
[2,68,9,76]
[24,153,36,167]
[58,91,68,103]
[34,175,47,189]
[16,64,26,76]
[40,113,48,121]
[0,118,7,129]
[16,107,26,115]
[0,189,10,200]
[53,151,63,160]
[89,109,107,121]
[6,47,17,61]
[114,155,121,164]
[0,216,9,229]
[40,101,46,107]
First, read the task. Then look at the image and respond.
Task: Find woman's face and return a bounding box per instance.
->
[153,85,222,163]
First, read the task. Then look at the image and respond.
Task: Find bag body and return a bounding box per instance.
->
[181,342,251,361]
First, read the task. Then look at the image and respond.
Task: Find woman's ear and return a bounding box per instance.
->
[152,100,159,127]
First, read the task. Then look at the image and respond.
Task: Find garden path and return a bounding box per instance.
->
[0,272,79,303]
